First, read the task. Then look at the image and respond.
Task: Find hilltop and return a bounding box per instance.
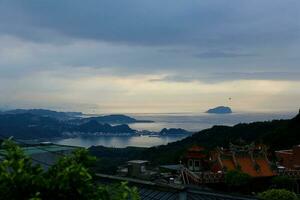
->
[0,113,135,139]
[1,109,82,120]
[80,114,154,124]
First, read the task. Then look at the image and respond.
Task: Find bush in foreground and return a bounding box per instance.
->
[258,189,298,200]
[225,170,252,187]
[0,139,139,200]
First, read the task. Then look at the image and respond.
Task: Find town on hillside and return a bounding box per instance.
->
[5,139,300,199]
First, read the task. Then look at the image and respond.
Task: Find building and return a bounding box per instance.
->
[276,145,300,170]
[117,160,158,180]
[181,143,275,185]
[128,160,149,177]
[211,143,275,177]
[183,146,209,172]
[96,173,258,200]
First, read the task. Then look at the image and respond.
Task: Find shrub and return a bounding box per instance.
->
[258,189,298,200]
[225,170,251,187]
[0,139,140,200]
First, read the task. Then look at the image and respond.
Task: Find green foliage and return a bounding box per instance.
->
[0,139,140,200]
[258,189,298,200]
[271,176,296,190]
[224,170,251,187]
[0,139,45,199]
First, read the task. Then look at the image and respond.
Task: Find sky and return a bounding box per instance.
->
[0,0,300,114]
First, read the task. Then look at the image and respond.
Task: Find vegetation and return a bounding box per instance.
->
[258,189,298,200]
[271,176,296,191]
[224,170,252,187]
[0,139,139,200]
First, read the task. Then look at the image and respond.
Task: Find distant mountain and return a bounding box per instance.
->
[76,120,135,133]
[0,113,63,139]
[81,114,154,124]
[159,128,191,135]
[206,106,232,114]
[0,113,135,139]
[1,109,82,120]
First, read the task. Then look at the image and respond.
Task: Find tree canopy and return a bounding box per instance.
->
[224,170,252,187]
[0,139,139,200]
[258,189,298,200]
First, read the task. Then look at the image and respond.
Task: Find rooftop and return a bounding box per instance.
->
[128,160,149,164]
[96,173,257,200]
[0,144,77,156]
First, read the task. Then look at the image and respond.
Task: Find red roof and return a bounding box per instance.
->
[219,156,275,177]
[188,146,205,152]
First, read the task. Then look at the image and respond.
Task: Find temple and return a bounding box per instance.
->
[210,143,275,177]
[181,143,276,184]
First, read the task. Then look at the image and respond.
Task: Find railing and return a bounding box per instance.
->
[278,170,300,179]
[181,167,224,185]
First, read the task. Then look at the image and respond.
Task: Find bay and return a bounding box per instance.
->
[53,111,296,148]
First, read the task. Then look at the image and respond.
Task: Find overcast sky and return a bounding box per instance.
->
[0,0,300,113]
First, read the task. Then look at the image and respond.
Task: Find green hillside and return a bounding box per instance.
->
[90,111,300,173]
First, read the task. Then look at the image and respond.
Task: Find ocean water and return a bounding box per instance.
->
[54,111,296,148]
[129,112,296,132]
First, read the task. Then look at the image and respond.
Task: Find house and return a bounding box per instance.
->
[183,146,209,172]
[117,160,158,180]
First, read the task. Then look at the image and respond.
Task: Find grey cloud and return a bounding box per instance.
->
[194,51,257,58]
[152,72,300,83]
[0,0,299,49]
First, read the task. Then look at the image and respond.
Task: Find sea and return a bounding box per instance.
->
[52,111,297,148]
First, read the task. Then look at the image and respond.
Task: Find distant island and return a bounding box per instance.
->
[83,114,154,124]
[206,106,232,114]
[0,109,191,139]
[0,109,82,120]
[159,128,191,135]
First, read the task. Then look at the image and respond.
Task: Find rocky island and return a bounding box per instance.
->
[206,106,232,114]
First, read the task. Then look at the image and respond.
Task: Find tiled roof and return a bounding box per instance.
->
[221,157,275,177]
[236,157,258,177]
[188,146,205,152]
[96,173,258,200]
[139,188,177,200]
[255,159,275,177]
[222,159,235,171]
[139,187,257,200]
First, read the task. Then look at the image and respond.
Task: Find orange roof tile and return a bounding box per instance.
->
[188,146,205,152]
[235,157,275,177]
[256,159,276,177]
[222,159,235,171]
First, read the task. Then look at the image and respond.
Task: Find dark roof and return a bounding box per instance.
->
[96,173,257,200]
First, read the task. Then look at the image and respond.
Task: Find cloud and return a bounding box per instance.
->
[0,0,299,48]
[151,72,300,83]
[194,51,257,58]
[0,1,300,112]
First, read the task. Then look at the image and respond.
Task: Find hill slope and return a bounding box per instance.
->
[90,112,300,173]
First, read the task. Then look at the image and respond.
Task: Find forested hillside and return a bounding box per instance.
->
[90,112,300,173]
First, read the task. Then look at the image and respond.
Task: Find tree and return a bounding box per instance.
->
[224,170,252,187]
[0,139,140,200]
[258,189,298,200]
[271,176,296,191]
